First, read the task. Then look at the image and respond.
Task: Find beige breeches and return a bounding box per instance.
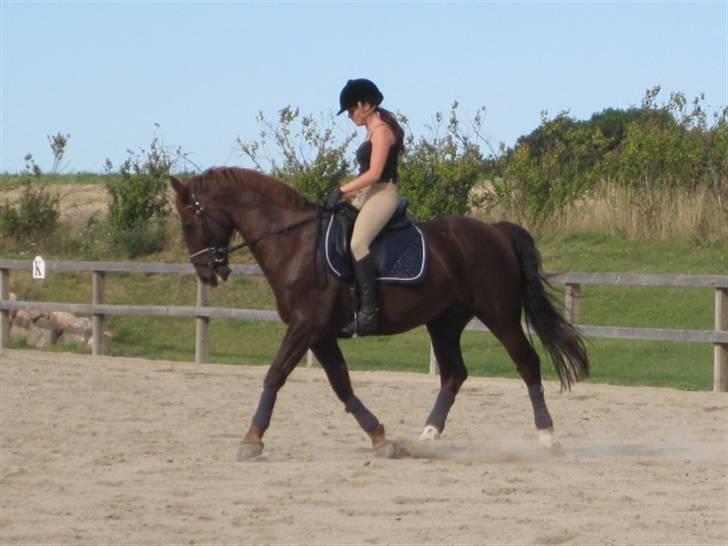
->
[350,182,400,260]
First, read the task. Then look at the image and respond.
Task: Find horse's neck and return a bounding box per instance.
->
[225,184,316,279]
[229,190,313,241]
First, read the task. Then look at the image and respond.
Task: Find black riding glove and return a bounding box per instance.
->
[323,188,343,210]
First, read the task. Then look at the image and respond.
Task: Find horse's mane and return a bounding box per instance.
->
[199,167,313,210]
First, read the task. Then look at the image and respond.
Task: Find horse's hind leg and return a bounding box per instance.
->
[421,308,472,440]
[489,321,557,448]
[311,337,405,458]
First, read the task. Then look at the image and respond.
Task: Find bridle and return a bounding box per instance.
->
[185,181,330,284]
[185,184,238,279]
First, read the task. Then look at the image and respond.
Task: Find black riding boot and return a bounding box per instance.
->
[342,254,379,337]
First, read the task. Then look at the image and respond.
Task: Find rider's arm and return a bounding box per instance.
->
[340,126,395,195]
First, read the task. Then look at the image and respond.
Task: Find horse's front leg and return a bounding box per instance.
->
[311,337,406,458]
[238,323,312,460]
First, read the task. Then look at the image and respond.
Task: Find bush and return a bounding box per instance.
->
[399,103,486,221]
[112,222,168,259]
[605,89,710,191]
[490,87,728,225]
[237,106,357,201]
[492,111,613,223]
[105,136,183,257]
[0,154,60,243]
[238,103,490,220]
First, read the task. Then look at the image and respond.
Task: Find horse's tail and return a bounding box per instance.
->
[498,222,589,390]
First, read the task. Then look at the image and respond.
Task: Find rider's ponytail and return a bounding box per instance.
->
[377,107,406,155]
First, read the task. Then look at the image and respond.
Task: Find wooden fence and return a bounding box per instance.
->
[1,259,727,391]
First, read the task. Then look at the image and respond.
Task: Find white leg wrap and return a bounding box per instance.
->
[419,424,441,441]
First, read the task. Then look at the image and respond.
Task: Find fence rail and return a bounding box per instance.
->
[1,259,726,391]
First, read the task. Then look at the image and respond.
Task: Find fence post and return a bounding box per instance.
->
[92,271,106,355]
[429,343,439,375]
[564,283,581,323]
[0,268,8,349]
[195,279,209,365]
[714,287,728,392]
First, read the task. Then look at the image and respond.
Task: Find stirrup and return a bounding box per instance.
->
[341,309,378,338]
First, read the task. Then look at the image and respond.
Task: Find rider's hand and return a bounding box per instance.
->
[322,188,343,210]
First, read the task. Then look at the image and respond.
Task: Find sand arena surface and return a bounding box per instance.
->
[1,349,726,545]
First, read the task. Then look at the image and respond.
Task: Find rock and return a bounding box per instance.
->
[12,309,32,330]
[35,316,61,340]
[52,314,92,342]
[56,331,85,347]
[50,311,80,330]
[9,308,111,351]
[27,309,43,321]
[9,323,30,342]
[27,320,55,348]
[85,331,113,349]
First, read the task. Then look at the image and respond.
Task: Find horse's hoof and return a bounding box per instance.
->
[419,425,441,441]
[375,441,410,459]
[237,442,264,460]
[538,428,563,454]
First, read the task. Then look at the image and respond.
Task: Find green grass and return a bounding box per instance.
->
[3,174,724,392]
[540,232,728,275]
[0,172,115,189]
[4,231,726,391]
[538,234,726,333]
[70,316,712,391]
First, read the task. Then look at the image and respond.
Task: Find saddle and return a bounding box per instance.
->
[322,198,428,284]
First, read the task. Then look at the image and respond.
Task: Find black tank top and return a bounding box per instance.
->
[356,140,399,182]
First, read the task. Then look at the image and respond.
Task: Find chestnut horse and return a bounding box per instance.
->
[170,167,588,459]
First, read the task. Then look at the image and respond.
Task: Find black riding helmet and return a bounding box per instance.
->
[337,78,384,115]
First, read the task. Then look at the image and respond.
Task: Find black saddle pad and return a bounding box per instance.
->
[323,198,428,284]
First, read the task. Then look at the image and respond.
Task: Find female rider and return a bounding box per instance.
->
[324,78,405,337]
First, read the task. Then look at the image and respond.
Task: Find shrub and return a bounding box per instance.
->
[398,103,486,221]
[105,136,183,257]
[490,87,728,224]
[48,132,70,173]
[237,106,357,201]
[493,111,612,223]
[238,103,490,220]
[112,222,167,259]
[0,154,60,243]
[604,89,710,191]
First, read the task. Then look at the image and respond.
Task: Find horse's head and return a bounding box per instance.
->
[170,175,234,287]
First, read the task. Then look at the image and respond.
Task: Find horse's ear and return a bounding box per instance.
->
[169,176,190,204]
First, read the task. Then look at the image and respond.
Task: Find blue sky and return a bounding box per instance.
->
[1,0,726,173]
